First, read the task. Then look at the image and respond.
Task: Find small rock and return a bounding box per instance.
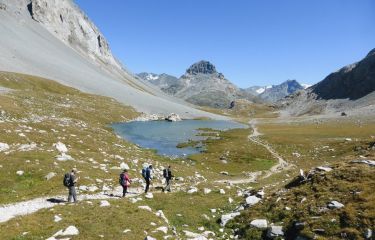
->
[155,226,168,234]
[16,170,24,176]
[138,206,152,212]
[228,197,233,204]
[245,196,261,206]
[267,226,284,238]
[220,212,240,226]
[220,171,229,175]
[54,215,62,222]
[45,172,56,181]
[100,200,110,207]
[203,188,212,194]
[0,142,10,152]
[145,236,157,240]
[364,228,372,239]
[219,189,226,194]
[316,166,333,172]
[327,201,344,209]
[250,219,268,229]
[187,187,198,194]
[145,192,154,199]
[123,229,131,233]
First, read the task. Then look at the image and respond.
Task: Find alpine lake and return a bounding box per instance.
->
[112,120,248,158]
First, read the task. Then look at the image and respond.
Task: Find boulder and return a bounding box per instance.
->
[250,219,268,229]
[267,226,284,238]
[327,201,344,209]
[351,159,375,167]
[165,113,182,122]
[220,212,240,226]
[364,228,372,239]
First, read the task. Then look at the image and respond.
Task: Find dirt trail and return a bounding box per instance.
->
[0,187,144,223]
[248,119,290,178]
[216,119,291,185]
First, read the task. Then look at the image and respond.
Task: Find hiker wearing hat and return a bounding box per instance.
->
[163,165,174,192]
[119,169,131,197]
[63,168,79,203]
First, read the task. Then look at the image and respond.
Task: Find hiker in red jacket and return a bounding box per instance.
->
[119,169,131,197]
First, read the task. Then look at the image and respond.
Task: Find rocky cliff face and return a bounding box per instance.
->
[311,48,375,100]
[278,49,375,116]
[138,61,257,108]
[25,0,122,70]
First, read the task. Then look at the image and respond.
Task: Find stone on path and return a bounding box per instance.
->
[145,192,154,199]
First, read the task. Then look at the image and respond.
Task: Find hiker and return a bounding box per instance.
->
[163,165,174,192]
[142,165,153,193]
[63,168,79,203]
[119,169,131,197]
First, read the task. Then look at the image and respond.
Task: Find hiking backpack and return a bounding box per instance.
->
[63,173,71,187]
[142,167,147,178]
[119,173,124,185]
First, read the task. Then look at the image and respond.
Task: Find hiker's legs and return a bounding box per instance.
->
[68,186,76,202]
[166,179,171,192]
[72,186,77,202]
[145,179,150,193]
[122,185,127,197]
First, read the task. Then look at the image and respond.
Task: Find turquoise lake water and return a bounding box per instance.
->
[112,120,247,157]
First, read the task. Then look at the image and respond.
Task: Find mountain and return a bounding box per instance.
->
[243,80,304,103]
[0,0,222,119]
[311,48,375,100]
[279,49,375,116]
[259,80,304,103]
[138,61,257,108]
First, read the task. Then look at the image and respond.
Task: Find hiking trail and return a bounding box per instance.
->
[0,187,144,223]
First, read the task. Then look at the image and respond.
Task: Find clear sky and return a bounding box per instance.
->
[75,0,374,88]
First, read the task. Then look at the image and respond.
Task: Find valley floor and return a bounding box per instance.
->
[0,72,374,240]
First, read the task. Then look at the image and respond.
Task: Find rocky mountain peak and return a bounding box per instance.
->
[186,60,217,75]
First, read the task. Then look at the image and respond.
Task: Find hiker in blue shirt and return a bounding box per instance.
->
[142,165,153,193]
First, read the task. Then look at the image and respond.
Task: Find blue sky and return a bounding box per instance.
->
[75,0,374,88]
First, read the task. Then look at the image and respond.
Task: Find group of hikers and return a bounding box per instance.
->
[64,165,174,202]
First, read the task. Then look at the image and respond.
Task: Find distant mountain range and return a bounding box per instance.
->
[138,61,258,108]
[138,61,308,107]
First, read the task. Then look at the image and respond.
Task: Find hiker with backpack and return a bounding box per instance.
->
[119,169,131,197]
[142,165,153,193]
[63,168,79,203]
[163,165,174,192]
